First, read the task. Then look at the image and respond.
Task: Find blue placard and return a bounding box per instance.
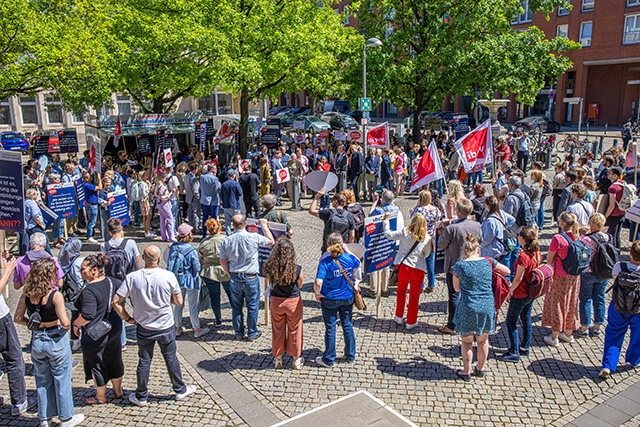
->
[454,116,469,141]
[39,202,59,230]
[363,213,398,274]
[47,182,77,219]
[0,151,25,232]
[246,219,288,277]
[73,174,86,209]
[107,189,130,226]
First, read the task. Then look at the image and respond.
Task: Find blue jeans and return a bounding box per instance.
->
[132,201,141,225]
[320,298,355,366]
[229,273,261,339]
[579,273,608,327]
[224,208,241,235]
[424,251,435,289]
[99,207,110,241]
[433,179,444,198]
[201,204,220,236]
[319,195,330,209]
[52,219,63,240]
[171,199,179,231]
[602,301,640,371]
[202,277,231,323]
[85,203,98,239]
[504,243,521,282]
[536,195,546,230]
[31,329,74,421]
[505,296,534,355]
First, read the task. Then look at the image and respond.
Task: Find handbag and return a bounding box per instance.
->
[26,304,43,331]
[84,278,114,341]
[388,239,421,288]
[334,258,367,311]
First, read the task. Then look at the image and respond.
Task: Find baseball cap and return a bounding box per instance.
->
[177,223,193,237]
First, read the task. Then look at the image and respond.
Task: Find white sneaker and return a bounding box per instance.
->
[599,368,611,379]
[86,238,98,244]
[59,414,85,427]
[292,357,304,370]
[543,335,560,347]
[406,323,419,330]
[274,358,283,369]
[40,419,52,427]
[559,332,575,343]
[194,328,210,339]
[11,399,27,415]
[393,316,404,326]
[175,385,196,401]
[315,356,332,368]
[71,340,81,351]
[175,328,183,337]
[128,393,148,407]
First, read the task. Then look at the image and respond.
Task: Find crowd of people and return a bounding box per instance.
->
[1,128,640,425]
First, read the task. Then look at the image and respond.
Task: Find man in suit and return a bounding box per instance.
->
[380,147,393,190]
[184,162,201,233]
[335,144,348,192]
[199,164,221,237]
[271,151,285,206]
[348,144,363,201]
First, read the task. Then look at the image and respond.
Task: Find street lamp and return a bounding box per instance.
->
[362,37,382,99]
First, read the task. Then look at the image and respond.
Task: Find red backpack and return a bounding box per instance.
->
[484,257,510,312]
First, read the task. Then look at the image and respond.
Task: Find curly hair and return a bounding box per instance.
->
[23,258,58,301]
[263,237,297,287]
[83,253,109,276]
[205,218,223,235]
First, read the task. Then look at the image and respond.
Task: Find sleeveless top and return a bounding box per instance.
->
[271,265,302,299]
[25,291,59,323]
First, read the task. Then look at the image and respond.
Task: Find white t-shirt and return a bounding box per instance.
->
[0,295,9,319]
[116,268,180,331]
[567,200,594,228]
[166,174,180,201]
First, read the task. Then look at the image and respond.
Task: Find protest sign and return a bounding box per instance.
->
[73,174,86,209]
[319,130,329,139]
[195,122,207,152]
[262,128,280,149]
[58,129,79,153]
[295,134,305,144]
[349,130,363,142]
[39,202,58,230]
[163,148,174,167]
[453,116,470,141]
[305,170,338,192]
[293,120,305,130]
[33,134,50,157]
[156,129,166,151]
[246,219,287,276]
[47,182,77,219]
[313,137,323,146]
[136,134,151,155]
[0,151,24,232]
[334,131,347,141]
[276,167,290,184]
[238,159,251,174]
[363,212,398,274]
[107,189,130,226]
[90,137,101,174]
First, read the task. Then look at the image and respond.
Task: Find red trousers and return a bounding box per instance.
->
[396,264,425,325]
[270,296,303,359]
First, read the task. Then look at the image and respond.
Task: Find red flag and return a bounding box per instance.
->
[410,140,445,192]
[366,122,388,147]
[453,119,493,173]
[113,115,122,148]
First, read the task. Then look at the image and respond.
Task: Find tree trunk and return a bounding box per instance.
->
[153,98,164,114]
[239,86,249,158]
[412,90,424,146]
[309,93,316,116]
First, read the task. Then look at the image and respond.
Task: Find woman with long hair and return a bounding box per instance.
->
[411,190,441,292]
[199,218,231,327]
[530,170,544,229]
[481,196,515,260]
[138,170,155,239]
[14,258,85,427]
[393,147,405,196]
[153,173,176,242]
[73,254,124,404]
[442,179,465,227]
[542,211,581,347]
[452,235,510,380]
[263,238,304,369]
[384,212,432,329]
[260,157,271,197]
[498,227,541,362]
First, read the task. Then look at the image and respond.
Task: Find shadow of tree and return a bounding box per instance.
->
[376,356,456,381]
[527,358,600,382]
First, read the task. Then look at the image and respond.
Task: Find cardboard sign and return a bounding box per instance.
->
[319,130,329,138]
[39,202,58,230]
[107,189,130,226]
[349,130,363,142]
[238,159,251,174]
[47,182,77,219]
[335,131,347,141]
[213,136,221,150]
[295,134,305,144]
[246,219,288,277]
[58,129,79,153]
[313,137,323,146]
[0,151,25,232]
[276,167,290,184]
[363,212,398,274]
[163,148,174,167]
[306,148,314,157]
[73,174,85,209]
[293,120,305,130]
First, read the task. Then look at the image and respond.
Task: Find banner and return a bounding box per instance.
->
[334,131,347,141]
[39,202,58,230]
[90,137,101,174]
[73,174,86,209]
[246,219,288,277]
[113,116,122,148]
[0,151,25,232]
[107,189,130,226]
[295,134,305,144]
[410,140,445,192]
[454,119,492,173]
[58,129,79,153]
[363,212,398,274]
[163,148,174,167]
[276,167,290,184]
[366,122,389,147]
[47,182,77,219]
[195,122,207,152]
[136,133,151,155]
[293,120,305,130]
[349,130,363,142]
[33,134,50,157]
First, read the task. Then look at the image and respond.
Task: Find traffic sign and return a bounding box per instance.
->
[361,118,369,125]
[362,111,370,118]
[359,98,372,112]
[563,97,581,104]
[549,91,555,99]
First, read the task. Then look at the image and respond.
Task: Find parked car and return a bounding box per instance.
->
[280,113,299,128]
[441,112,468,130]
[514,116,561,133]
[347,110,363,122]
[320,111,340,123]
[0,131,29,151]
[300,115,331,133]
[269,106,290,115]
[291,107,311,115]
[329,114,359,131]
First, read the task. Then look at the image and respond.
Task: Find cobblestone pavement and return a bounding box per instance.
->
[0,190,638,426]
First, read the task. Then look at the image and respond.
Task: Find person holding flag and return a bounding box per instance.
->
[453,119,493,178]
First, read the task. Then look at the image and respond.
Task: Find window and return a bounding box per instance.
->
[0,99,12,125]
[511,0,533,24]
[629,0,640,6]
[45,97,64,124]
[97,104,111,120]
[559,1,570,16]
[582,0,594,12]
[116,95,131,115]
[580,21,592,46]
[19,97,39,124]
[557,24,569,38]
[624,14,640,44]
[72,109,86,123]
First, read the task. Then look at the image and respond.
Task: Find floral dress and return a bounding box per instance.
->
[452,258,496,337]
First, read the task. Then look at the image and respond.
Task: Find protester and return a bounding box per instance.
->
[221,169,243,235]
[393,147,405,196]
[271,150,286,206]
[14,258,85,427]
[516,130,530,172]
[314,233,359,367]
[59,237,86,351]
[442,180,465,227]
[604,166,627,249]
[556,169,577,221]
[14,232,64,290]
[364,147,380,201]
[380,148,393,190]
[219,215,274,341]
[529,170,544,229]
[308,188,355,253]
[153,174,176,242]
[200,164,221,236]
[199,218,231,328]
[383,212,432,330]
[411,190,441,292]
[566,183,594,231]
[184,162,202,232]
[480,196,516,259]
[98,177,113,242]
[287,153,303,210]
[239,164,261,218]
[112,245,197,406]
[73,254,124,405]
[23,187,51,254]
[348,144,363,202]
[342,189,365,242]
[259,157,272,197]
[551,163,566,224]
[263,238,304,370]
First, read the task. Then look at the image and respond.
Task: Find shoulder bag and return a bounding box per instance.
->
[84,278,114,341]
[334,258,367,311]
[388,239,420,288]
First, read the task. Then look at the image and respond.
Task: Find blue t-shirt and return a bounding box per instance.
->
[83,182,99,204]
[316,253,359,300]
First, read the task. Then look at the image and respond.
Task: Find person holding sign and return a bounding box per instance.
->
[82,172,103,244]
[47,173,66,248]
[23,188,52,255]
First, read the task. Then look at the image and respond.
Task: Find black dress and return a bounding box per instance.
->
[75,277,124,386]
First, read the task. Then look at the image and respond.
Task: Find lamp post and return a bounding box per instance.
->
[362,37,382,162]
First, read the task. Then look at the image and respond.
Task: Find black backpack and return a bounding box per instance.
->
[60,259,83,304]
[104,239,137,281]
[326,209,352,242]
[610,263,640,317]
[588,233,620,280]
[510,192,535,228]
[345,205,365,241]
[542,178,552,198]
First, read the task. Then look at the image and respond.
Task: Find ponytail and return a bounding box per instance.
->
[559,211,579,237]
[328,244,343,259]
[519,226,540,253]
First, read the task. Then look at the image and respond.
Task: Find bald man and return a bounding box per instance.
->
[113,244,197,406]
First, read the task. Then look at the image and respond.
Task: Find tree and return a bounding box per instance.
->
[355,0,581,145]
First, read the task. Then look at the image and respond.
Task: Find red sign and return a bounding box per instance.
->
[365,223,376,234]
[349,130,362,141]
[247,225,259,233]
[48,188,57,196]
[319,130,329,138]
[295,135,305,144]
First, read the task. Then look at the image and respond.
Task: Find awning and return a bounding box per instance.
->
[98,112,207,136]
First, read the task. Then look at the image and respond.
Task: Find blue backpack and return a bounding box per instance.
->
[559,233,591,276]
[167,245,196,286]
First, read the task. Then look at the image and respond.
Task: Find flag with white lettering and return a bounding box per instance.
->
[410,140,445,192]
[453,119,492,173]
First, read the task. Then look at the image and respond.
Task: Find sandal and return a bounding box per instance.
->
[437,326,456,335]
[457,370,472,381]
[84,396,107,405]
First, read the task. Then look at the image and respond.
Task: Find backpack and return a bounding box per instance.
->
[104,239,137,281]
[60,261,83,304]
[345,205,365,241]
[492,214,518,254]
[610,263,640,316]
[509,192,535,227]
[130,181,142,202]
[542,178,552,198]
[588,233,620,280]
[616,181,638,211]
[528,264,554,299]
[485,257,510,312]
[325,209,352,242]
[167,244,197,286]
[559,233,591,276]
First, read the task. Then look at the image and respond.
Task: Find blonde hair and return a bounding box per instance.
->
[559,211,579,236]
[589,212,605,231]
[417,190,432,207]
[341,189,356,205]
[448,180,465,202]
[463,234,480,257]
[407,213,428,242]
[205,218,223,235]
[530,170,543,186]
